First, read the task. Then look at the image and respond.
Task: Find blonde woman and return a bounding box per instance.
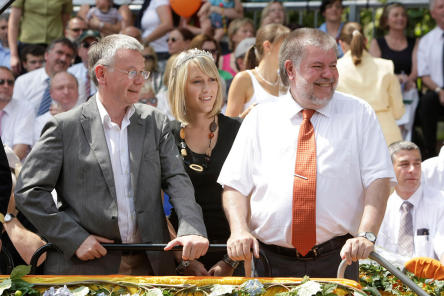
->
[168,49,241,276]
[226,24,290,117]
[336,22,405,145]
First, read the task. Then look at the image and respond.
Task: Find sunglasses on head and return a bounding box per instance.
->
[0,79,14,86]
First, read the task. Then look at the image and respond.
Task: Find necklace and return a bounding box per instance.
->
[255,67,279,86]
[179,116,218,172]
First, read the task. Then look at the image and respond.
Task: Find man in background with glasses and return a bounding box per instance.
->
[15,34,209,275]
[0,66,34,160]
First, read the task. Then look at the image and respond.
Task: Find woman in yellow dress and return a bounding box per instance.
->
[336,22,404,145]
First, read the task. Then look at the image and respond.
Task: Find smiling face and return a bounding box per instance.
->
[266,2,285,25]
[185,63,219,116]
[45,43,75,76]
[387,6,408,31]
[101,49,146,108]
[393,149,422,199]
[287,46,338,109]
[50,72,78,111]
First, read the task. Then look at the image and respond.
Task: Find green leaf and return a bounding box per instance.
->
[363,286,382,296]
[0,279,12,295]
[10,266,31,280]
[72,286,90,296]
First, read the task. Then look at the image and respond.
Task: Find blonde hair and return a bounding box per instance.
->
[228,18,255,50]
[168,49,223,124]
[338,22,366,66]
[163,54,178,87]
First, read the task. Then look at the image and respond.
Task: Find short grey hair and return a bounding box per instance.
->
[388,141,420,162]
[279,28,338,87]
[88,34,144,86]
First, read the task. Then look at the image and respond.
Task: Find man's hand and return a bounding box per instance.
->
[164,234,209,261]
[227,230,259,261]
[184,260,209,276]
[340,237,374,265]
[75,235,114,261]
[209,260,235,276]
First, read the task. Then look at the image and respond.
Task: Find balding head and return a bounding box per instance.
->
[120,26,142,43]
[50,71,79,111]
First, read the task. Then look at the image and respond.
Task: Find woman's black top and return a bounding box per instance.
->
[377,36,415,75]
[170,113,241,268]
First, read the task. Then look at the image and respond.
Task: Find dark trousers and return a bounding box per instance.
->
[254,239,359,281]
[420,90,444,159]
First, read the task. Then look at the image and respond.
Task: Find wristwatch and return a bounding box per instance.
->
[4,213,16,223]
[357,232,377,244]
[223,254,240,269]
[435,87,442,94]
[175,260,190,275]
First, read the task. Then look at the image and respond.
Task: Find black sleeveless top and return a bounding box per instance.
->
[377,37,415,75]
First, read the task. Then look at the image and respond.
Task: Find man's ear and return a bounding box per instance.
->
[285,60,296,81]
[95,65,105,85]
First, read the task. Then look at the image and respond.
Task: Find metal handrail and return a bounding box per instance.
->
[337,251,430,296]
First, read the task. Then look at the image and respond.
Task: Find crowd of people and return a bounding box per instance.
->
[0,0,444,280]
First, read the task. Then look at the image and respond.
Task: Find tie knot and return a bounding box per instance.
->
[302,109,315,120]
[401,201,413,212]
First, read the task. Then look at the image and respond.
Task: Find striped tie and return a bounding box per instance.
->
[398,201,414,257]
[292,109,317,256]
[37,78,51,116]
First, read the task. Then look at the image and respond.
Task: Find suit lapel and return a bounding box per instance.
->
[80,96,117,201]
[128,107,145,194]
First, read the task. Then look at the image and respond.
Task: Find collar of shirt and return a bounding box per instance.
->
[96,93,135,130]
[392,183,423,211]
[3,99,15,116]
[282,90,334,120]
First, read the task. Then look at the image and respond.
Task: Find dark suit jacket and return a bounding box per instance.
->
[0,138,11,214]
[15,96,207,275]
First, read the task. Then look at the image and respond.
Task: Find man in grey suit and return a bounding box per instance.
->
[15,34,209,275]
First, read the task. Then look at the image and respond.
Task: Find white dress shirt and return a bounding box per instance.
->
[422,145,444,191]
[218,91,396,248]
[68,62,97,104]
[96,95,138,243]
[1,99,35,148]
[417,26,444,87]
[13,67,49,114]
[377,184,444,260]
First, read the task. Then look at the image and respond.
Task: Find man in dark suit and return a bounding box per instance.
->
[15,34,208,275]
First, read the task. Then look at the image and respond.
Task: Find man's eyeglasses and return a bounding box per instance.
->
[104,66,150,80]
[0,79,14,86]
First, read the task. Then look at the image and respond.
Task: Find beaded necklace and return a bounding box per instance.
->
[254,67,279,86]
[179,116,218,172]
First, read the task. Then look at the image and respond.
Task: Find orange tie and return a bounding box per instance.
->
[292,109,316,256]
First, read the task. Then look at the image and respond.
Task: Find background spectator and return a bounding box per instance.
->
[369,3,419,141]
[120,26,142,43]
[318,0,345,57]
[0,14,10,68]
[19,44,45,73]
[260,1,286,27]
[86,0,123,36]
[0,66,34,160]
[337,22,405,145]
[219,18,255,77]
[167,28,194,55]
[64,16,88,43]
[8,0,72,75]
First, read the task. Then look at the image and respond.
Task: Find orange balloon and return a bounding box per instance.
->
[171,0,202,18]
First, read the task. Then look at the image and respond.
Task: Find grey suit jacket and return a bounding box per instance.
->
[15,96,207,275]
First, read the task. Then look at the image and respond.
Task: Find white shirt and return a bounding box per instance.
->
[377,184,444,260]
[218,91,396,248]
[96,95,138,243]
[1,99,35,148]
[417,26,444,87]
[68,62,97,105]
[13,67,49,114]
[141,0,169,53]
[34,111,53,145]
[422,145,444,191]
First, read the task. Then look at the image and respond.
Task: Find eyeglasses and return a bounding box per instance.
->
[167,37,177,43]
[0,79,14,86]
[104,65,150,80]
[70,28,85,33]
[82,41,94,49]
[144,55,155,61]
